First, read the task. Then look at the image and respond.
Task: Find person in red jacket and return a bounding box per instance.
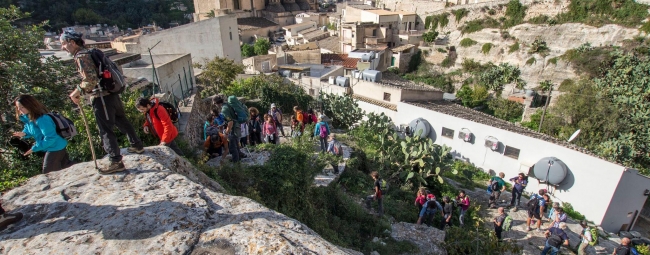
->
[136,97,184,156]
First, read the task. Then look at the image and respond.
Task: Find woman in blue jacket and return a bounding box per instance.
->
[13,95,72,174]
[313,115,330,153]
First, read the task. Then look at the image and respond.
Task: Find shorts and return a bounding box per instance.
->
[528,210,541,219]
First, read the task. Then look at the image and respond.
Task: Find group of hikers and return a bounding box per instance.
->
[202,99,338,163]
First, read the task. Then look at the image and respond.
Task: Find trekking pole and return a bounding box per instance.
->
[77,102,99,170]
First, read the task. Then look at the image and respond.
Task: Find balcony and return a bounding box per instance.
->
[365,36,386,44]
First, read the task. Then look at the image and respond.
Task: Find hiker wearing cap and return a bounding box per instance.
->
[541,222,569,255]
[313,115,330,153]
[268,103,285,137]
[62,30,143,174]
[578,220,592,255]
[212,95,242,163]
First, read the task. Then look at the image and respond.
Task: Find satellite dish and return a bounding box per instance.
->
[568,129,581,142]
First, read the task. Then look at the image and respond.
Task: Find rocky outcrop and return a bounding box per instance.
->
[391,222,447,255]
[0,146,354,255]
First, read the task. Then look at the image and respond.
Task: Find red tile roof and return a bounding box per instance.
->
[321,54,359,69]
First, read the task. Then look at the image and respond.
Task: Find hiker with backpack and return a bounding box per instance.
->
[248,107,263,146]
[488,172,507,208]
[204,115,216,141]
[213,95,250,163]
[365,171,384,217]
[203,132,229,160]
[13,95,74,174]
[326,134,343,174]
[548,207,567,229]
[541,222,570,255]
[417,196,443,226]
[304,109,317,138]
[268,103,285,137]
[613,237,638,255]
[262,114,279,144]
[293,106,305,133]
[440,196,454,229]
[211,108,226,133]
[509,173,528,210]
[62,31,144,174]
[578,220,597,255]
[456,190,471,226]
[494,207,508,240]
[135,97,183,156]
[290,115,301,138]
[314,115,330,153]
[526,189,547,232]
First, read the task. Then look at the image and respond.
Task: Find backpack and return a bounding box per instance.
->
[46,112,78,140]
[332,141,343,156]
[319,123,328,138]
[206,125,221,137]
[503,215,513,231]
[490,180,499,192]
[527,195,540,212]
[615,246,632,255]
[305,113,314,125]
[547,231,564,248]
[87,49,126,93]
[153,101,180,123]
[380,179,388,194]
[226,96,250,124]
[588,228,599,246]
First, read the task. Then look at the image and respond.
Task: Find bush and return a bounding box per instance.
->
[423,31,439,43]
[488,9,496,15]
[561,46,614,78]
[456,84,489,108]
[503,0,527,28]
[451,8,469,22]
[481,43,493,55]
[528,38,550,55]
[253,38,271,55]
[547,57,558,66]
[461,59,494,73]
[241,43,255,58]
[487,98,523,122]
[508,41,520,53]
[437,48,448,53]
[460,38,478,47]
[425,13,450,30]
[526,57,537,65]
[562,202,586,220]
[408,50,423,72]
[460,18,500,34]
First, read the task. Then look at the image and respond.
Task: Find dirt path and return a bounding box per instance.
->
[444,178,620,255]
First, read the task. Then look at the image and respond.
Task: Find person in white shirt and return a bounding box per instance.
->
[240,122,249,148]
[578,220,592,255]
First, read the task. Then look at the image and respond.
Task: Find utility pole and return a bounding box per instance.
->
[538,82,553,132]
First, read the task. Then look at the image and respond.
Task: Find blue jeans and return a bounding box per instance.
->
[319,137,327,152]
[459,208,468,225]
[540,241,560,255]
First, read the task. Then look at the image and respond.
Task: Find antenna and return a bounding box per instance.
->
[567,129,581,142]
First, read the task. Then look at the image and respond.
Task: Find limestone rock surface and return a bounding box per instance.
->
[390,222,447,255]
[0,146,353,255]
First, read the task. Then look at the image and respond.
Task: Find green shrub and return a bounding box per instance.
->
[461,59,494,73]
[528,15,550,24]
[451,8,469,22]
[556,0,648,28]
[528,38,550,55]
[560,46,615,78]
[425,13,450,30]
[503,0,527,28]
[488,9,496,15]
[437,48,448,53]
[481,43,493,55]
[547,57,558,65]
[441,57,454,68]
[526,57,536,65]
[487,98,524,122]
[460,38,478,47]
[562,202,586,220]
[443,218,521,254]
[508,41,520,53]
[422,30,439,43]
[456,84,489,108]
[460,18,500,34]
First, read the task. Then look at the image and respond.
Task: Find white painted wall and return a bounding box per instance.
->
[389,102,648,232]
[603,170,650,232]
[357,100,397,120]
[122,54,195,100]
[127,15,242,64]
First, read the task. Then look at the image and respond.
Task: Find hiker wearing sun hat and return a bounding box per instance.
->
[267,103,285,137]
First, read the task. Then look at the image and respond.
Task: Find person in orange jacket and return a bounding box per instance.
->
[136,97,184,156]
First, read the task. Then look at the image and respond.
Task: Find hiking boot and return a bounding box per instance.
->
[127,147,144,154]
[99,161,126,174]
[0,212,23,231]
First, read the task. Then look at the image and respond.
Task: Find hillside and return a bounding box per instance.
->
[0,147,355,255]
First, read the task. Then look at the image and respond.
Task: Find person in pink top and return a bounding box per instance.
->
[414,187,427,214]
[456,190,471,226]
[262,114,279,144]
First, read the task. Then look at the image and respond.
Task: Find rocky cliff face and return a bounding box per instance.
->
[0,147,354,255]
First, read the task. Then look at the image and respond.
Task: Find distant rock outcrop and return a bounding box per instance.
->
[0,146,355,255]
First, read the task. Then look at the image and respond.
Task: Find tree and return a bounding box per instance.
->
[253,38,271,56]
[477,63,525,96]
[194,56,244,97]
[322,93,365,129]
[487,98,523,123]
[422,30,439,43]
[456,85,489,108]
[241,43,255,58]
[73,8,105,25]
[594,52,650,173]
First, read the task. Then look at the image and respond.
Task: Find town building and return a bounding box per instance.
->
[122,53,195,100]
[243,54,278,74]
[238,17,280,43]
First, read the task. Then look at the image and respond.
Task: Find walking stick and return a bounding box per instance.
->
[77,102,99,170]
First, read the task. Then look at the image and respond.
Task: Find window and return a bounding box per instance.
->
[504,146,521,159]
[309,89,315,96]
[383,92,391,101]
[229,32,232,40]
[441,127,454,138]
[389,24,392,29]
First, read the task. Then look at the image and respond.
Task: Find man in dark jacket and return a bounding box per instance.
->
[509,173,528,210]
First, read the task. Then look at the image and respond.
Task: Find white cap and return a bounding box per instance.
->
[319,114,325,119]
[271,103,276,108]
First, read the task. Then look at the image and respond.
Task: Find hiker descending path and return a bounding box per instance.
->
[314,139,351,187]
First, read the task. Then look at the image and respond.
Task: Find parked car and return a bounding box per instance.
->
[276,36,285,42]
